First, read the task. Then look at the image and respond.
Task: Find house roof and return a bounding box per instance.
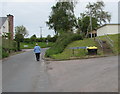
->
[97,23,120,29]
[0,17,7,28]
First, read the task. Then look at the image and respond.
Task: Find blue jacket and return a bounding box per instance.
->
[34,46,41,53]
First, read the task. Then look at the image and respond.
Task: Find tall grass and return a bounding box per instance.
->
[45,33,83,58]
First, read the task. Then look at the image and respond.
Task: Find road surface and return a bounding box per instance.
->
[3,48,51,92]
[2,49,118,92]
[47,56,118,92]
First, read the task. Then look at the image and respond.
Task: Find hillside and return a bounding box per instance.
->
[99,34,119,55]
[49,34,119,60]
[51,38,100,60]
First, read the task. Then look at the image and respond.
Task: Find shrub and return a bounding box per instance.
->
[2,48,9,58]
[45,33,83,57]
[2,38,17,58]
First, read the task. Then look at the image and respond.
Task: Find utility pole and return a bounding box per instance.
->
[90,5,92,38]
[40,27,42,38]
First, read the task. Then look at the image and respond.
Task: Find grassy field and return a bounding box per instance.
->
[51,38,99,60]
[99,34,119,54]
[20,42,54,49]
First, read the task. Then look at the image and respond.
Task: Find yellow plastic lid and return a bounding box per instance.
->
[87,46,97,49]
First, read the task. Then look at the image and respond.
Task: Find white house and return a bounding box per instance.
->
[0,14,14,40]
[97,24,120,36]
[0,17,9,36]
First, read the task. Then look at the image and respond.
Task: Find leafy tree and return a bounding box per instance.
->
[77,16,98,36]
[46,1,77,35]
[15,25,28,51]
[77,1,111,37]
[85,1,111,25]
[15,25,28,37]
[15,33,24,51]
[46,35,51,41]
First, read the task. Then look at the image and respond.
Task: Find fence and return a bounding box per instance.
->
[95,33,115,54]
[104,33,114,48]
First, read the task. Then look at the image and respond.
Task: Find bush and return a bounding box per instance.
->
[23,38,31,43]
[47,35,58,42]
[24,35,58,43]
[2,38,17,58]
[45,33,83,57]
[2,48,9,58]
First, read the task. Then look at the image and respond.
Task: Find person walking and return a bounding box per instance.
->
[34,43,41,61]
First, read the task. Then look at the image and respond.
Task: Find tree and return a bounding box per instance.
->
[30,34,37,43]
[15,25,28,37]
[77,1,111,37]
[15,25,28,51]
[77,16,98,37]
[15,33,24,51]
[47,35,51,40]
[46,1,77,35]
[85,1,111,25]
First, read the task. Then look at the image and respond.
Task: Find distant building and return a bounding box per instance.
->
[97,24,120,36]
[88,29,97,38]
[0,14,14,40]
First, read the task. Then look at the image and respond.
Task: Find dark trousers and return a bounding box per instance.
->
[35,53,40,61]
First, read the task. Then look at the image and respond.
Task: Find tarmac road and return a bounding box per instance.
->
[47,56,118,92]
[2,48,118,92]
[2,48,51,92]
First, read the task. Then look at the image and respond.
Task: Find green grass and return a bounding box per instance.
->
[99,34,119,54]
[20,42,54,49]
[45,33,83,57]
[51,38,99,60]
[0,37,2,47]
[0,37,1,59]
[51,34,119,60]
[0,46,2,59]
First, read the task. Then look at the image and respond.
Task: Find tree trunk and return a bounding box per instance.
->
[17,41,20,51]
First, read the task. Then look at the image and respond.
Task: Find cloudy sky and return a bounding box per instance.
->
[0,0,119,38]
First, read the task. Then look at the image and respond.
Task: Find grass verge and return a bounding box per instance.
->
[50,38,102,60]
